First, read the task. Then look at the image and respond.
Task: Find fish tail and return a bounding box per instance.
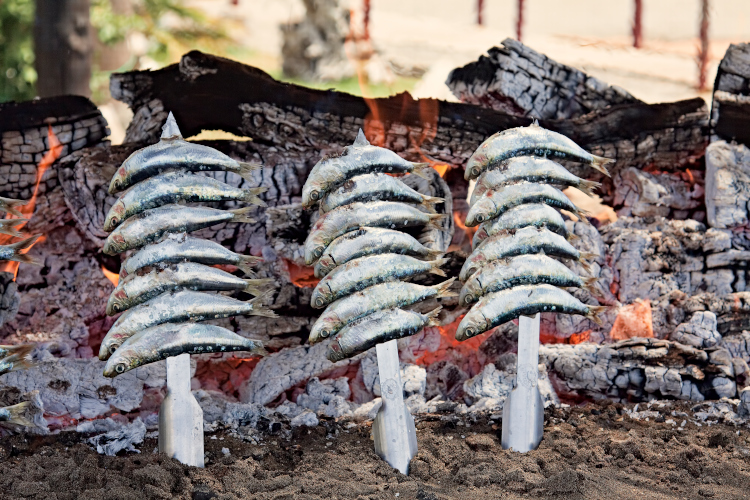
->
[4,355,34,373]
[581,276,601,296]
[566,232,580,242]
[410,162,432,180]
[577,179,601,197]
[4,234,43,266]
[575,208,592,225]
[425,306,443,327]
[236,255,263,276]
[421,195,444,213]
[241,186,267,207]
[425,247,445,260]
[586,305,608,326]
[247,340,268,357]
[230,206,256,224]
[245,290,278,318]
[0,343,34,360]
[432,277,458,298]
[0,219,28,238]
[428,257,449,277]
[590,155,614,177]
[2,401,34,427]
[0,197,28,218]
[238,161,262,181]
[243,278,276,296]
[580,251,598,262]
[426,213,448,231]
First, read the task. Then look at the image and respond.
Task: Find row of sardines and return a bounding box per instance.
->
[302,130,455,361]
[99,113,274,378]
[457,122,608,340]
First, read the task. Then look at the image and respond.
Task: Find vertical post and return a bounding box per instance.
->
[697,0,710,90]
[363,0,371,40]
[477,0,484,26]
[159,353,204,467]
[372,339,418,474]
[516,0,525,42]
[632,0,643,48]
[502,313,544,452]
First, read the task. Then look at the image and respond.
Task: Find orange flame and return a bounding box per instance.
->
[282,258,319,288]
[101,266,120,287]
[610,299,653,341]
[0,126,61,279]
[413,315,492,366]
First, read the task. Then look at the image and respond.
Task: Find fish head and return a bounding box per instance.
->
[103,232,127,256]
[465,151,489,180]
[314,255,336,277]
[304,234,326,266]
[108,166,129,194]
[103,350,136,378]
[309,316,338,343]
[106,289,129,315]
[98,336,123,361]
[472,225,490,248]
[455,310,488,341]
[310,282,332,309]
[458,281,483,307]
[459,255,483,282]
[103,199,127,232]
[301,179,326,208]
[465,197,496,226]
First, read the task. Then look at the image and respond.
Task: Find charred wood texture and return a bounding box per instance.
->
[711,42,750,147]
[446,38,642,120]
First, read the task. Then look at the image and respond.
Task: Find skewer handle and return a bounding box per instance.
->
[159,353,204,467]
[372,339,418,474]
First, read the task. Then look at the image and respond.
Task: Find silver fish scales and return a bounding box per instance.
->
[472,203,570,248]
[318,173,442,214]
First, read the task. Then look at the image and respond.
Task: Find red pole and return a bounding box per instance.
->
[632,0,643,48]
[477,0,484,25]
[698,0,710,90]
[363,0,371,40]
[516,0,524,42]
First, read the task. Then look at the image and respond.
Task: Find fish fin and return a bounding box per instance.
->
[410,163,432,180]
[432,277,458,298]
[242,187,267,207]
[420,195,444,213]
[230,206,256,224]
[577,179,601,197]
[353,129,370,147]
[425,306,443,327]
[586,305,608,326]
[575,208,592,225]
[581,277,601,296]
[531,119,540,127]
[590,155,614,177]
[2,401,34,427]
[425,248,445,260]
[428,257,449,277]
[0,197,28,218]
[0,219,27,238]
[566,232,580,242]
[243,278,276,296]
[246,290,278,317]
[238,161,262,182]
[4,355,34,373]
[425,213,448,231]
[236,255,263,276]
[3,234,42,266]
[580,251,598,262]
[0,344,34,360]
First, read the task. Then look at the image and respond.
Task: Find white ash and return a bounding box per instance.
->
[290,411,319,427]
[462,362,558,413]
[705,140,750,228]
[671,311,722,348]
[358,350,427,398]
[613,167,702,219]
[87,417,146,456]
[296,377,353,418]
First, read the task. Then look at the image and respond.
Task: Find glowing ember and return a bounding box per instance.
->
[101,266,120,287]
[413,315,492,367]
[282,258,319,288]
[610,299,654,341]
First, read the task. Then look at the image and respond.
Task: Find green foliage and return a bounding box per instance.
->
[0,0,37,103]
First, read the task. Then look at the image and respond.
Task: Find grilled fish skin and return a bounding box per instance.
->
[104,171,267,231]
[106,261,274,315]
[309,278,456,344]
[465,122,613,180]
[319,173,442,214]
[0,235,42,266]
[310,254,448,309]
[104,323,266,377]
[0,197,27,218]
[99,290,275,360]
[304,201,446,265]
[472,204,570,248]
[470,157,601,205]
[327,307,441,362]
[103,204,255,255]
[459,254,598,306]
[0,353,34,376]
[0,344,34,361]
[301,129,431,207]
[456,284,606,341]
[119,233,262,278]
[313,227,443,278]
[0,219,28,238]
[460,226,593,281]
[466,182,587,226]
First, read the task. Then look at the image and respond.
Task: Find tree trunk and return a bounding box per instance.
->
[33,0,92,98]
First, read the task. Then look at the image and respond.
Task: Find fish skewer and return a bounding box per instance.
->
[456,284,605,341]
[304,201,445,265]
[459,255,598,306]
[0,197,27,218]
[0,235,42,266]
[327,307,441,362]
[100,290,276,360]
[104,171,267,231]
[465,182,587,226]
[465,121,613,180]
[106,262,274,315]
[104,323,267,377]
[460,226,593,281]
[310,254,448,309]
[314,227,443,278]
[470,157,601,204]
[309,279,456,344]
[119,233,262,278]
[109,113,260,194]
[472,203,571,247]
[319,173,443,214]
[302,129,431,207]
[103,204,255,255]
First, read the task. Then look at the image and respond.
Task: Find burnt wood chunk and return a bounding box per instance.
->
[711,42,750,146]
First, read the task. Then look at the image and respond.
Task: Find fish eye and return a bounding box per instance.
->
[109,345,118,354]
[111,304,120,312]
[314,248,323,258]
[320,329,329,337]
[472,167,481,176]
[475,214,484,223]
[115,363,126,374]
[310,191,320,200]
[111,217,118,226]
[315,297,325,307]
[465,327,474,337]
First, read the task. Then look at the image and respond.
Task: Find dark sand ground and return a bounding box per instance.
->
[1,401,750,499]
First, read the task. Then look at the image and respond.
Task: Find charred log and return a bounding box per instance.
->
[711,42,750,146]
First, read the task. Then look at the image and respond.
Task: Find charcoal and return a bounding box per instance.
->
[705,140,750,228]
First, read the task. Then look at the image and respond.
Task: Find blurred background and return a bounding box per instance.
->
[2,0,749,144]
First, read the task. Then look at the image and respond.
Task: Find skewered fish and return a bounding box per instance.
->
[0,353,33,377]
[465,121,613,180]
[0,197,27,218]
[302,129,430,207]
[472,203,571,247]
[104,171,267,231]
[0,235,42,266]
[104,323,266,377]
[327,307,441,362]
[456,284,605,341]
[313,227,443,278]
[0,219,28,238]
[309,278,456,343]
[319,173,442,214]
